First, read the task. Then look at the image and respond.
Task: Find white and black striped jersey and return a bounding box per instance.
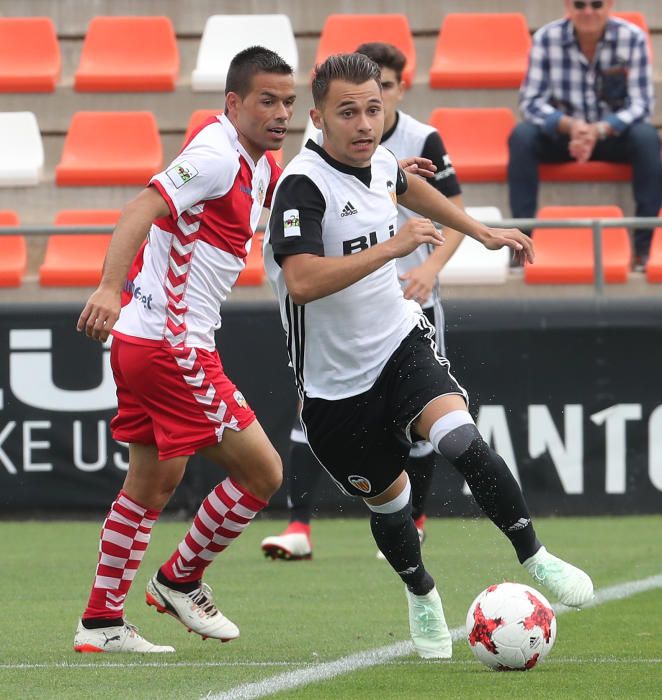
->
[382,110,461,312]
[264,141,423,400]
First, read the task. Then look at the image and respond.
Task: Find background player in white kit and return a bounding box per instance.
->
[264,53,594,659]
[261,43,466,561]
[72,47,295,653]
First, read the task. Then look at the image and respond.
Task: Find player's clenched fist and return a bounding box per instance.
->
[391,218,445,258]
[77,288,120,342]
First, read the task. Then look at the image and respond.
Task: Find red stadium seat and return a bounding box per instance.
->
[525,206,631,285]
[429,13,531,89]
[40,210,121,287]
[428,108,515,182]
[236,232,265,286]
[645,209,662,283]
[540,162,631,182]
[315,14,416,88]
[56,112,162,186]
[0,17,60,92]
[75,16,179,92]
[0,210,26,287]
[613,12,653,60]
[182,110,283,165]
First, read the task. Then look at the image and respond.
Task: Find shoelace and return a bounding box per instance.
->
[187,583,219,617]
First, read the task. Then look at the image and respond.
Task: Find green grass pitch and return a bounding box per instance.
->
[1,515,660,699]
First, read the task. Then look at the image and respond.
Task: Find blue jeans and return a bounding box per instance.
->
[508,121,662,257]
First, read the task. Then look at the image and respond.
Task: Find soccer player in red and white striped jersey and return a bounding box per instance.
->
[73,47,295,654]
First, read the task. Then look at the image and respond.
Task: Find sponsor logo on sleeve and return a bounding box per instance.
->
[283,209,301,237]
[166,161,199,189]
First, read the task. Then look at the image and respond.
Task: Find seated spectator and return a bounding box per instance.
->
[508,0,662,268]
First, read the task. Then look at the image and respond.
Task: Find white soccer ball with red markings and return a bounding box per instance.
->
[466,582,556,671]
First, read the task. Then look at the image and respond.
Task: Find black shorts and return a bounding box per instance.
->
[300,316,468,498]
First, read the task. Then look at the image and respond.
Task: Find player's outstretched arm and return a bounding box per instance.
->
[77,186,170,342]
[281,218,443,306]
[398,172,534,264]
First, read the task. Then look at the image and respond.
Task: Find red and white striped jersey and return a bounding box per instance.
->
[113,114,280,350]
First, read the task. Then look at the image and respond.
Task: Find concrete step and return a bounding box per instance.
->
[8,0,662,36]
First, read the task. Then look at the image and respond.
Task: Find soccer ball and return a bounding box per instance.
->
[466,582,556,671]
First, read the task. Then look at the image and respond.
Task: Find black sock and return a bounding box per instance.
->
[287,440,322,524]
[406,449,435,522]
[452,438,541,563]
[370,502,434,596]
[81,616,124,629]
[156,567,200,594]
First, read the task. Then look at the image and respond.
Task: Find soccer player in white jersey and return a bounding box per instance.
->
[264,53,594,659]
[261,42,466,562]
[72,47,295,653]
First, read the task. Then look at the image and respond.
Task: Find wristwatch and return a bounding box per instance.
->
[596,122,609,140]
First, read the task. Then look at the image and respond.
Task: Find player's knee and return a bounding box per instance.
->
[365,477,412,528]
[429,409,482,464]
[250,449,283,501]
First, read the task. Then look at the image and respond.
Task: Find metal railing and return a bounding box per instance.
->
[1,217,661,296]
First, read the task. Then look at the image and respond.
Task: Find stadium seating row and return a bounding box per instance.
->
[0,12,651,93]
[0,108,633,188]
[0,210,265,289]
[2,207,661,289]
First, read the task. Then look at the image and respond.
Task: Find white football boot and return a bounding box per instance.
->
[73,620,175,653]
[405,586,452,659]
[523,546,594,607]
[261,523,312,560]
[146,576,239,641]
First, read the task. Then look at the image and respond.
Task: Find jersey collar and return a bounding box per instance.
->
[305,139,372,187]
[219,113,260,172]
[381,110,400,143]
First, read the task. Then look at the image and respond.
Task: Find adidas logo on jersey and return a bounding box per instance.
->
[340,201,358,217]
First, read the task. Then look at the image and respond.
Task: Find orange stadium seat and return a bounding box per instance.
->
[429,13,531,89]
[613,12,652,60]
[645,210,662,283]
[182,110,283,165]
[56,112,162,186]
[0,210,27,287]
[540,162,631,182]
[315,14,416,88]
[525,206,631,285]
[428,108,515,181]
[236,232,265,286]
[40,210,121,287]
[74,16,179,92]
[0,17,60,92]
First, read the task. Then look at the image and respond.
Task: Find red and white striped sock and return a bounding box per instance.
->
[83,490,159,620]
[160,478,266,584]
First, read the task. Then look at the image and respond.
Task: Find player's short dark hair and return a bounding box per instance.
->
[312,53,381,107]
[225,46,293,98]
[355,42,407,83]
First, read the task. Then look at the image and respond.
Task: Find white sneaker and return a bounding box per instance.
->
[146,576,239,641]
[405,586,452,659]
[377,526,425,561]
[73,619,175,653]
[261,529,312,561]
[523,546,594,607]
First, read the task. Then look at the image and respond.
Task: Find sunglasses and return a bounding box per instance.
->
[572,1,604,9]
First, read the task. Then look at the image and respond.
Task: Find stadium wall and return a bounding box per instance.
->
[0,300,661,517]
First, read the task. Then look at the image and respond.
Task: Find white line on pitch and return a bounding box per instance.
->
[0,661,310,671]
[203,573,662,700]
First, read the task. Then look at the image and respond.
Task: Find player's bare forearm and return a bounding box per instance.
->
[398,173,489,244]
[98,187,169,292]
[282,220,442,305]
[77,186,170,341]
[282,247,396,305]
[432,194,465,269]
